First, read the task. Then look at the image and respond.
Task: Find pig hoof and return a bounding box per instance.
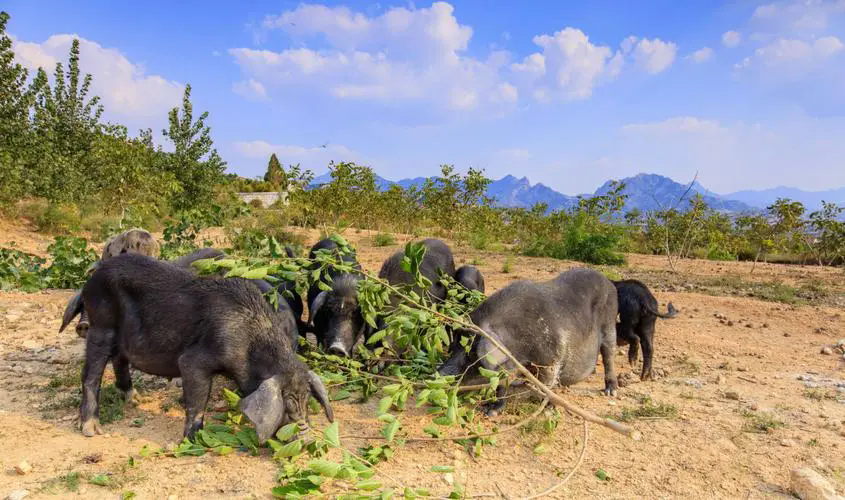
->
[75,322,89,338]
[124,388,141,406]
[81,419,104,437]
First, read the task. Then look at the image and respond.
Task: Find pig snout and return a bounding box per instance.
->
[327,340,349,358]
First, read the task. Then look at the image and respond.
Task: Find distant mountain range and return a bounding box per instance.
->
[308,172,845,214]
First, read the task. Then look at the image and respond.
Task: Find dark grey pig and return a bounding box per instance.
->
[438,268,619,415]
[62,253,332,443]
[613,279,677,381]
[306,238,364,357]
[454,265,485,293]
[377,238,456,302]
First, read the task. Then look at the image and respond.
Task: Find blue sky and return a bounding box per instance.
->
[5,0,845,195]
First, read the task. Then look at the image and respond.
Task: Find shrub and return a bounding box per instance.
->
[373,233,396,247]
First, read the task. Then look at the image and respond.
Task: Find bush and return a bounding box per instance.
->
[521,224,625,266]
[372,233,396,247]
[0,236,97,291]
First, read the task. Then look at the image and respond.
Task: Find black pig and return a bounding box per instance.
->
[613,279,677,381]
[306,238,364,357]
[438,268,619,415]
[62,253,332,443]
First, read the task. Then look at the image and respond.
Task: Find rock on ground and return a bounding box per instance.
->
[791,467,844,500]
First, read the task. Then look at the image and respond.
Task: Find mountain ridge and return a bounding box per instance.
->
[307,172,844,214]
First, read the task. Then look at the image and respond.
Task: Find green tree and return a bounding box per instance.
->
[162,84,226,211]
[807,201,845,266]
[263,153,284,187]
[0,11,35,206]
[28,38,103,203]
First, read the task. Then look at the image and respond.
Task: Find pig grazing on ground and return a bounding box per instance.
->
[306,238,365,358]
[378,238,456,302]
[454,265,485,293]
[63,253,332,443]
[612,279,677,381]
[66,246,305,345]
[71,228,160,337]
[438,268,619,415]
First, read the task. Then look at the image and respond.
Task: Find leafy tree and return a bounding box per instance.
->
[28,38,103,204]
[263,153,284,187]
[0,11,35,206]
[162,84,226,211]
[807,201,845,265]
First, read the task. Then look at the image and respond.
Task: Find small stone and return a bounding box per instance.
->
[763,323,770,328]
[14,461,32,475]
[746,323,753,328]
[820,347,833,356]
[714,374,726,385]
[784,333,792,337]
[5,490,29,500]
[737,367,748,372]
[724,391,741,401]
[727,320,734,326]
[780,439,796,447]
[790,467,839,500]
[442,473,454,486]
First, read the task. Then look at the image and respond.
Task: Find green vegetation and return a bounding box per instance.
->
[741,410,784,433]
[615,396,678,422]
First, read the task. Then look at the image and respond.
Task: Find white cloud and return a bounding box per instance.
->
[622,116,727,136]
[687,47,714,63]
[722,30,742,47]
[232,79,268,101]
[234,3,678,112]
[12,34,183,120]
[232,2,513,115]
[735,36,843,74]
[511,28,624,100]
[751,0,845,36]
[626,37,678,74]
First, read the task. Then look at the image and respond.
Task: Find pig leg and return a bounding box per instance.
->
[638,316,657,381]
[80,327,115,436]
[600,324,619,397]
[617,319,639,366]
[178,349,217,440]
[76,308,90,338]
[112,354,140,406]
[481,385,507,417]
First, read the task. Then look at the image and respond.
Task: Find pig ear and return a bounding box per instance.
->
[308,291,328,326]
[240,377,285,444]
[307,371,333,423]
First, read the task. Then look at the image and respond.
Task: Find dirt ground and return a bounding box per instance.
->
[1,220,844,499]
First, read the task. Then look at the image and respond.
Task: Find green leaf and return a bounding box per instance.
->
[595,469,610,481]
[383,419,400,443]
[367,329,387,345]
[215,445,234,456]
[88,474,110,486]
[242,267,269,280]
[224,266,249,278]
[431,465,455,473]
[423,425,442,438]
[478,367,498,378]
[331,389,352,401]
[275,422,299,442]
[415,389,431,407]
[213,259,238,269]
[378,396,393,414]
[382,384,402,396]
[377,413,395,423]
[433,416,453,426]
[308,459,342,478]
[356,480,383,491]
[533,444,546,455]
[489,376,500,391]
[275,439,303,458]
[121,492,136,500]
[324,422,341,448]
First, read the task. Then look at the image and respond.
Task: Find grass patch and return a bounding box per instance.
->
[615,396,678,422]
[501,256,513,274]
[803,389,838,401]
[372,233,397,247]
[674,354,700,375]
[741,410,784,433]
